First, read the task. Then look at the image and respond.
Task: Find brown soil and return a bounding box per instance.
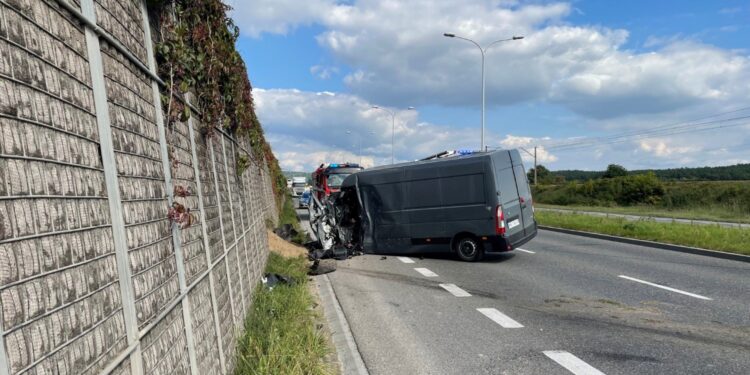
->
[267,229,308,258]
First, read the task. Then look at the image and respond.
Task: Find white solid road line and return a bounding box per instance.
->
[397,256,415,264]
[414,268,438,277]
[476,308,524,328]
[543,351,606,375]
[618,275,712,300]
[516,248,536,254]
[439,283,472,297]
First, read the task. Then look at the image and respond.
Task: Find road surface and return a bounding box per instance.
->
[298,206,750,374]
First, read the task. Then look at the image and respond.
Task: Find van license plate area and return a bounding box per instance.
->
[508,219,520,229]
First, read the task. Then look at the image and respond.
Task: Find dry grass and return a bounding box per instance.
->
[267,229,308,258]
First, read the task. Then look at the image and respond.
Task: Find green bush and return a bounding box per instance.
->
[533,178,750,220]
[533,173,664,206]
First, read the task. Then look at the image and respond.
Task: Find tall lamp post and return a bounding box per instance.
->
[372,105,415,164]
[443,33,523,151]
[346,130,376,165]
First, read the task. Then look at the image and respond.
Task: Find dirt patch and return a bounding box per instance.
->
[268,230,308,258]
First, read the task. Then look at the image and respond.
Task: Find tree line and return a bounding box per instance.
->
[528,163,750,183]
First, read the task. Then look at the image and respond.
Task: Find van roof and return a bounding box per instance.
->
[341,149,518,188]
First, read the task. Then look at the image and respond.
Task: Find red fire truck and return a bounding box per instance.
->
[311,163,364,200]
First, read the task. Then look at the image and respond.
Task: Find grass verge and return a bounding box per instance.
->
[536,203,750,224]
[279,197,309,244]
[235,252,332,375]
[535,211,750,255]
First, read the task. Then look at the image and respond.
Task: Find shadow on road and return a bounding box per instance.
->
[382,251,517,264]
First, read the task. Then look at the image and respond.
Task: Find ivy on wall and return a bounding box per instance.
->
[147,0,287,205]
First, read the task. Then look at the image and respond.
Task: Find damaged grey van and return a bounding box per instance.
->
[333,149,537,261]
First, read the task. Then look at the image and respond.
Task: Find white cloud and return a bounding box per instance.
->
[232,0,750,120]
[255,88,525,171]
[638,139,695,157]
[498,135,558,163]
[227,0,337,37]
[310,65,339,79]
[256,87,750,171]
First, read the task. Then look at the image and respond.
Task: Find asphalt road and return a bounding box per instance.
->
[296,206,750,374]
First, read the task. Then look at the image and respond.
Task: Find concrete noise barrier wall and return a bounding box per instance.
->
[0,0,279,373]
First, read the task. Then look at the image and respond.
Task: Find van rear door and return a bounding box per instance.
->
[494,165,525,242]
[512,164,536,237]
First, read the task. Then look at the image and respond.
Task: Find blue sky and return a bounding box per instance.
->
[229,0,750,172]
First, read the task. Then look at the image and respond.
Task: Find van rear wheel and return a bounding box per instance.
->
[455,236,483,262]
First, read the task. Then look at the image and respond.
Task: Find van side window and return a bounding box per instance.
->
[496,167,519,204]
[442,174,485,206]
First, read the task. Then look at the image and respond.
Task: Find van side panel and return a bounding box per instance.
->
[438,157,492,238]
[359,168,411,252]
[404,166,444,240]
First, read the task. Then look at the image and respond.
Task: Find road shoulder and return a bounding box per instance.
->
[314,274,370,375]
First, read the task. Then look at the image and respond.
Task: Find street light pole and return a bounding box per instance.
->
[443,33,523,151]
[372,106,415,164]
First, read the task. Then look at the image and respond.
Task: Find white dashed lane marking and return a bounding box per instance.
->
[618,275,712,300]
[543,351,606,375]
[439,283,472,297]
[476,308,524,328]
[516,248,536,254]
[414,268,438,277]
[397,256,415,264]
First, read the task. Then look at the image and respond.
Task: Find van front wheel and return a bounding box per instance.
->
[455,236,483,262]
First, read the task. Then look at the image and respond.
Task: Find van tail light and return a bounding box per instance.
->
[495,205,506,236]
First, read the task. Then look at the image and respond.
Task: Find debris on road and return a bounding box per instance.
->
[309,259,337,275]
[274,223,299,241]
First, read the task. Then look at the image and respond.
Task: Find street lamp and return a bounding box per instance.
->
[371,105,415,164]
[346,130,374,165]
[443,32,523,151]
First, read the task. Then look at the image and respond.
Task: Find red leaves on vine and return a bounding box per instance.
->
[167,202,195,229]
[174,185,192,197]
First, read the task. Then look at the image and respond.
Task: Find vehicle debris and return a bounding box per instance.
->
[262,273,295,289]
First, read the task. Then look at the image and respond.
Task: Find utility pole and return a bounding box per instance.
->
[533,146,537,186]
[519,147,538,186]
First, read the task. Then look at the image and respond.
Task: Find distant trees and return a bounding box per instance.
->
[527,165,550,184]
[550,163,750,182]
[603,164,628,178]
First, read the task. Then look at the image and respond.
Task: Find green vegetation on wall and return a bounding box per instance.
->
[147,0,287,207]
